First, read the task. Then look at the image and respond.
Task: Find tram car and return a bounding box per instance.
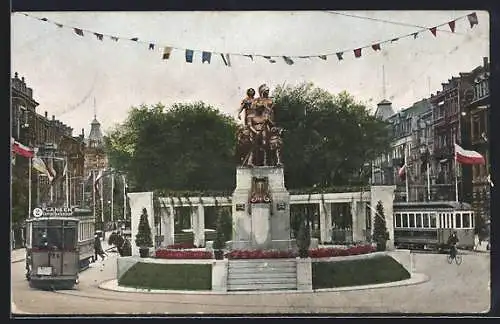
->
[25,207,95,289]
[393,201,475,251]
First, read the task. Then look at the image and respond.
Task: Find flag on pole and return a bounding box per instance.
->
[11,138,34,158]
[398,163,406,180]
[454,143,485,165]
[32,157,54,182]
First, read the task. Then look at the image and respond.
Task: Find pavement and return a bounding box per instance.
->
[11,250,490,314]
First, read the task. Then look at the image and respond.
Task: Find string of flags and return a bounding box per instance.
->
[17,11,479,66]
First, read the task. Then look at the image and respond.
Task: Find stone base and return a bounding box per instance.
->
[227,239,297,251]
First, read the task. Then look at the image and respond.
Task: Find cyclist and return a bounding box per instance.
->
[447,231,459,259]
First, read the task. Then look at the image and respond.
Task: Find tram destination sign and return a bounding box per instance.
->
[33,207,73,217]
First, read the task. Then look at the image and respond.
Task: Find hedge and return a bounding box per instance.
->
[312,255,410,289]
[119,263,212,290]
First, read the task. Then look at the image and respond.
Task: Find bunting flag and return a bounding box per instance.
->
[283,56,294,65]
[455,143,485,165]
[354,48,362,58]
[202,51,211,64]
[185,49,194,63]
[487,174,494,188]
[448,20,456,33]
[18,11,481,66]
[162,47,172,60]
[398,163,406,181]
[32,157,54,182]
[467,12,478,28]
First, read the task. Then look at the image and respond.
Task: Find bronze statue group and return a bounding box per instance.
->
[236,84,284,167]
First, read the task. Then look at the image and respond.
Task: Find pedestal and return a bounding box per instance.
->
[231,166,296,251]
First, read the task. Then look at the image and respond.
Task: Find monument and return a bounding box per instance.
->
[231,84,295,251]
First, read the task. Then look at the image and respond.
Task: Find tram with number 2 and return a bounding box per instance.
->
[25,207,95,290]
[393,201,475,251]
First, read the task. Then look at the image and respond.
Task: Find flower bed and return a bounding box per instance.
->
[155,249,213,259]
[166,242,197,249]
[225,244,376,259]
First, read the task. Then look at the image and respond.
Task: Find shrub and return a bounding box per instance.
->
[224,244,376,259]
[135,208,153,248]
[155,249,213,259]
[373,201,390,251]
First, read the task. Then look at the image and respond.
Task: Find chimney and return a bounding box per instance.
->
[52,115,55,121]
[483,57,488,68]
[44,111,48,118]
[81,128,85,137]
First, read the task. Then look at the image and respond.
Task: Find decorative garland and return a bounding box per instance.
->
[16,12,479,66]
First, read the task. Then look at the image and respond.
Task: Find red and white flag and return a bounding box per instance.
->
[398,164,406,179]
[454,143,485,165]
[11,137,34,158]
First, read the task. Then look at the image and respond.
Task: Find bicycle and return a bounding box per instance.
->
[447,245,462,265]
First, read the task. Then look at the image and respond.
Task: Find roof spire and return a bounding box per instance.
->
[93,97,97,119]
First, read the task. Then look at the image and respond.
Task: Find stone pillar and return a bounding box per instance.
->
[296,257,312,291]
[127,192,155,256]
[162,205,175,247]
[351,201,367,242]
[212,259,228,292]
[198,205,205,247]
[370,186,396,250]
[319,201,332,243]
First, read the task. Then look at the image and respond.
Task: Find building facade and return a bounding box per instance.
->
[11,72,86,209]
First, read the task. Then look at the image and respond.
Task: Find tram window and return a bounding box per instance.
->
[416,213,422,228]
[402,213,408,227]
[395,213,401,227]
[63,227,77,249]
[423,213,429,228]
[463,213,471,228]
[430,214,437,228]
[455,213,462,228]
[409,213,415,228]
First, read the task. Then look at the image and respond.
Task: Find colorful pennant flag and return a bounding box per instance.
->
[94,33,103,41]
[163,47,172,60]
[110,36,119,41]
[148,43,155,50]
[448,20,456,32]
[354,48,362,58]
[202,51,211,64]
[467,12,478,28]
[283,56,294,65]
[318,55,327,60]
[412,32,419,39]
[225,54,231,67]
[372,43,381,51]
[336,52,344,60]
[11,138,34,158]
[429,27,437,37]
[131,37,139,41]
[263,56,276,64]
[185,49,194,63]
[391,38,399,43]
[454,143,485,165]
[244,54,254,61]
[74,28,84,36]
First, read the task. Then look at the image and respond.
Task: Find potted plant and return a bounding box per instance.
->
[373,201,390,251]
[135,208,153,257]
[213,209,227,260]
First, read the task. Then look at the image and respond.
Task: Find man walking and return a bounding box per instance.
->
[94,234,106,261]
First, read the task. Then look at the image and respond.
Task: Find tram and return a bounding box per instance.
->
[25,207,95,290]
[393,201,475,251]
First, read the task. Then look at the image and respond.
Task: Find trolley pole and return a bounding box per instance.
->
[28,156,32,217]
[122,174,127,220]
[111,171,114,223]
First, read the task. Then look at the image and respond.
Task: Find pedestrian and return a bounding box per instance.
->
[94,234,106,261]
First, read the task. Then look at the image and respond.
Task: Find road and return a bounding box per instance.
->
[11,251,490,315]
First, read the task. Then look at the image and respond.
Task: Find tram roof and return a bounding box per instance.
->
[393,201,472,210]
[26,217,80,223]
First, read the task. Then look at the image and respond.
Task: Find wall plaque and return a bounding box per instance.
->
[277,202,286,211]
[236,204,245,211]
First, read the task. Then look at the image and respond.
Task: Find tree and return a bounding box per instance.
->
[273,83,391,189]
[105,102,238,192]
[135,208,153,249]
[373,200,390,251]
[297,215,311,258]
[213,208,228,259]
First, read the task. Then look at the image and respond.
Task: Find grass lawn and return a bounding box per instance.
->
[119,263,212,290]
[312,255,410,289]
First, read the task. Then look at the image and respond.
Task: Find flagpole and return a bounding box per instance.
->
[49,156,54,203]
[93,170,96,219]
[28,157,32,217]
[65,157,69,207]
[100,175,104,224]
[426,134,431,201]
[123,174,127,220]
[405,144,409,202]
[111,171,114,223]
[455,146,459,202]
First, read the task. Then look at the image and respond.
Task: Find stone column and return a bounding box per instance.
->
[127,192,154,256]
[319,201,332,243]
[162,204,175,247]
[191,206,200,247]
[198,205,205,247]
[370,186,396,250]
[351,201,367,242]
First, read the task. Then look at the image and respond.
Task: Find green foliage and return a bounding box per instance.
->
[119,263,212,290]
[273,83,391,188]
[105,102,238,192]
[297,216,311,258]
[373,201,390,251]
[135,209,153,248]
[312,256,410,289]
[213,208,230,258]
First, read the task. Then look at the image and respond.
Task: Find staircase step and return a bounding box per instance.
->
[228,272,296,280]
[228,277,297,285]
[228,283,297,291]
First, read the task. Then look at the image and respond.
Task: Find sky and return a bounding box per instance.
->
[11,11,489,137]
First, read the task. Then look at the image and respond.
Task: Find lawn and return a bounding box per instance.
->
[118,263,212,290]
[312,255,411,289]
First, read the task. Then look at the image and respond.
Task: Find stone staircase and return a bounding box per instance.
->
[227,259,297,291]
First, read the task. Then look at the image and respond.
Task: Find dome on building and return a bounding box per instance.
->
[86,114,104,148]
